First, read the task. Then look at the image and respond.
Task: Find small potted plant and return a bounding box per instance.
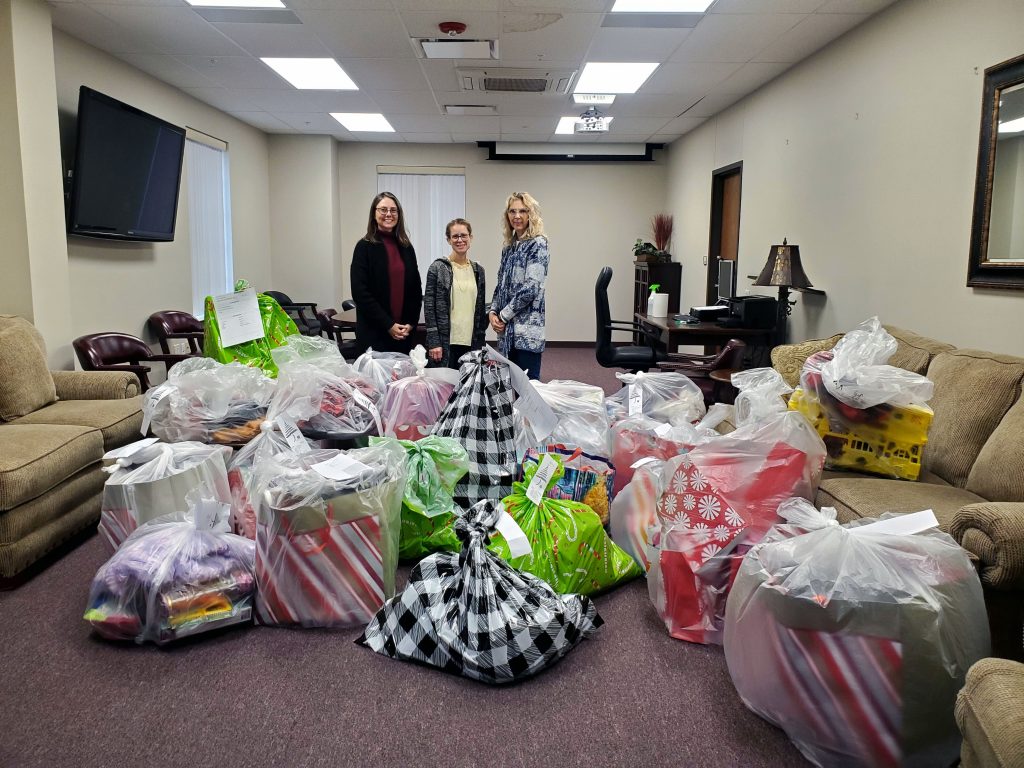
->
[633,213,673,263]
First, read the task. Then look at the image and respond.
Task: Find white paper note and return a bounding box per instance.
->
[211,288,263,348]
[103,437,159,461]
[312,453,374,481]
[350,389,383,435]
[848,509,939,537]
[654,422,673,437]
[495,505,531,559]
[526,454,558,506]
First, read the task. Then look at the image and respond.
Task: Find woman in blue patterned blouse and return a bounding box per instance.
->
[488,192,549,380]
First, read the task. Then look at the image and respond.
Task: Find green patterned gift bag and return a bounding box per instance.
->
[203,279,299,377]
[490,454,642,596]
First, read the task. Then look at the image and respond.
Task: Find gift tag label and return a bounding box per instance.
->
[103,437,159,461]
[276,416,310,454]
[526,454,558,506]
[849,509,939,537]
[192,498,228,531]
[495,504,531,559]
[140,384,173,436]
[628,384,643,417]
[351,389,384,435]
[312,453,374,481]
[631,456,660,470]
[654,422,673,437]
[211,287,263,348]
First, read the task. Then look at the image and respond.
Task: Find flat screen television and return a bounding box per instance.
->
[67,86,186,242]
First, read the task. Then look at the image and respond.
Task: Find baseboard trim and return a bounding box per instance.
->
[544,341,596,349]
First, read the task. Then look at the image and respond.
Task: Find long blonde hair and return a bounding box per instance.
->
[501,191,545,246]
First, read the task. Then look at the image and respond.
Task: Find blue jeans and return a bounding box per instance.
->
[508,348,542,380]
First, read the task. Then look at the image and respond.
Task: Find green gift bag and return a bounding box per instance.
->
[490,454,642,596]
[203,279,299,377]
[372,435,467,560]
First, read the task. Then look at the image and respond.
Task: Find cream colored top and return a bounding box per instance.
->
[449,258,476,346]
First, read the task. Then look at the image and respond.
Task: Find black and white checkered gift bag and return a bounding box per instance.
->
[431,349,517,508]
[356,499,602,685]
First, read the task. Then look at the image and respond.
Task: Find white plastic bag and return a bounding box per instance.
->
[530,380,612,458]
[606,370,707,426]
[380,346,459,440]
[353,346,418,395]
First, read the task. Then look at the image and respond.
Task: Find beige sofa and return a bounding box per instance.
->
[0,316,143,584]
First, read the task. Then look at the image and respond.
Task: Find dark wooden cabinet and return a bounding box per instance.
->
[633,261,682,315]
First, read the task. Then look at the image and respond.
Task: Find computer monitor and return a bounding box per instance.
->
[717,259,735,303]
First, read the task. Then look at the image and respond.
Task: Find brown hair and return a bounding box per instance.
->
[445,218,473,239]
[501,191,545,246]
[364,192,411,246]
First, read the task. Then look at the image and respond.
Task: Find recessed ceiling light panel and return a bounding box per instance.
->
[261,58,357,90]
[419,39,498,60]
[331,113,395,132]
[574,62,658,94]
[611,0,713,10]
[187,0,284,7]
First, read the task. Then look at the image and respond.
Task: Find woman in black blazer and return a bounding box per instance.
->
[350,192,423,354]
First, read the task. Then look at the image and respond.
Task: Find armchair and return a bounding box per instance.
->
[658,338,747,405]
[72,332,183,392]
[263,290,322,337]
[147,310,203,357]
[318,300,359,359]
[595,267,669,372]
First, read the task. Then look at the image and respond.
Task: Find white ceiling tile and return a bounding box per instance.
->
[651,132,683,143]
[753,12,868,62]
[88,5,246,56]
[349,133,407,142]
[399,132,453,142]
[716,61,792,92]
[613,93,705,118]
[499,12,602,61]
[211,22,332,58]
[498,132,555,141]
[671,12,805,62]
[453,132,498,141]
[596,133,654,142]
[276,112,350,132]
[421,59,461,91]
[50,3,162,54]
[175,55,286,89]
[493,93,577,117]
[658,115,707,133]
[284,0,383,8]
[586,26,692,62]
[340,59,431,91]
[116,53,216,89]
[236,88,378,112]
[445,115,501,132]
[709,0,824,12]
[181,86,262,112]
[394,0,498,9]
[604,115,672,133]
[682,91,744,116]
[642,61,743,94]
[400,10,501,38]
[300,9,417,59]
[502,0,611,10]
[388,114,451,132]
[817,0,896,13]
[227,110,294,132]
[371,90,442,114]
[500,115,559,133]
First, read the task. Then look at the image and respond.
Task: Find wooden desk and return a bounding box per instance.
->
[635,313,774,350]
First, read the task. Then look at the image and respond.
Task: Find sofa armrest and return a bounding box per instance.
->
[770,334,844,388]
[951,502,1024,590]
[51,370,141,400]
[955,658,1024,768]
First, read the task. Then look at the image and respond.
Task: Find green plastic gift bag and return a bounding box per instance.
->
[203,279,299,377]
[490,454,642,596]
[372,435,467,560]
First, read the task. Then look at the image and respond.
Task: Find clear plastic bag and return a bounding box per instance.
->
[252,440,406,628]
[84,496,256,645]
[380,346,459,441]
[358,499,603,685]
[99,441,232,552]
[353,346,418,395]
[606,370,707,426]
[143,357,276,445]
[609,458,667,571]
[530,380,612,458]
[521,447,614,525]
[725,502,991,768]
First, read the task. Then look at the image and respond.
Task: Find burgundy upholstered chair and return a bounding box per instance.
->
[658,338,747,405]
[72,332,184,392]
[147,310,204,357]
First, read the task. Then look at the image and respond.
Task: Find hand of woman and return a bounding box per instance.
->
[428,347,443,362]
[489,311,506,333]
[389,323,406,340]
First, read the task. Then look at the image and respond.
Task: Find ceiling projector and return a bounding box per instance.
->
[575,106,610,134]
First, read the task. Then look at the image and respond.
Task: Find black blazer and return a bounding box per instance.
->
[350,237,423,354]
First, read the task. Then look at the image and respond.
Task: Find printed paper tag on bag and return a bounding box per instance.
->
[192,498,229,531]
[276,416,310,454]
[103,437,159,461]
[628,384,643,417]
[140,384,173,436]
[495,504,531,559]
[312,453,374,481]
[526,454,558,506]
[211,287,263,348]
[351,390,384,436]
[849,509,939,537]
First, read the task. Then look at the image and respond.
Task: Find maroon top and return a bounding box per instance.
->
[381,232,405,322]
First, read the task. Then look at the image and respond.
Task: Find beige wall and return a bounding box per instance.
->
[335,143,668,342]
[666,0,1024,354]
[52,31,272,349]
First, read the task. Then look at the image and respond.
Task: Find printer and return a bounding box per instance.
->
[688,304,731,321]
[722,295,778,329]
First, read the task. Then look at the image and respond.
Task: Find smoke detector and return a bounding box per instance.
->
[415,22,498,60]
[438,21,467,37]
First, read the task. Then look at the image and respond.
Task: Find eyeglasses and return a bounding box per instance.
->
[508,208,530,216]
[376,207,398,216]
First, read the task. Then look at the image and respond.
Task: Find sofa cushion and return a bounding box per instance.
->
[955,658,1024,768]
[0,323,57,422]
[966,391,1024,502]
[770,334,843,388]
[816,475,987,531]
[922,350,1024,488]
[12,397,144,451]
[0,424,103,511]
[883,325,955,375]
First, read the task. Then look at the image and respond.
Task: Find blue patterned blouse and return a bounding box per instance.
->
[490,235,549,354]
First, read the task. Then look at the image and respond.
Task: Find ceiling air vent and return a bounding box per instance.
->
[457,68,576,94]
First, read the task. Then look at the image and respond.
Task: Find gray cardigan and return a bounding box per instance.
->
[423,257,487,367]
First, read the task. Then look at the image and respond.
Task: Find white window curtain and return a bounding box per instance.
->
[377,172,465,289]
[185,137,233,318]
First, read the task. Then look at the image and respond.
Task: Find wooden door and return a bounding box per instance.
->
[706,162,742,305]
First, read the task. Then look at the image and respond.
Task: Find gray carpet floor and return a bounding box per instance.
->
[0,348,806,768]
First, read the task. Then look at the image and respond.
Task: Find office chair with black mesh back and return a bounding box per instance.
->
[595,266,669,372]
[147,310,204,356]
[73,332,184,392]
[263,290,322,337]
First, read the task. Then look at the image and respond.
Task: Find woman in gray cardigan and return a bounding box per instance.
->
[424,218,487,369]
